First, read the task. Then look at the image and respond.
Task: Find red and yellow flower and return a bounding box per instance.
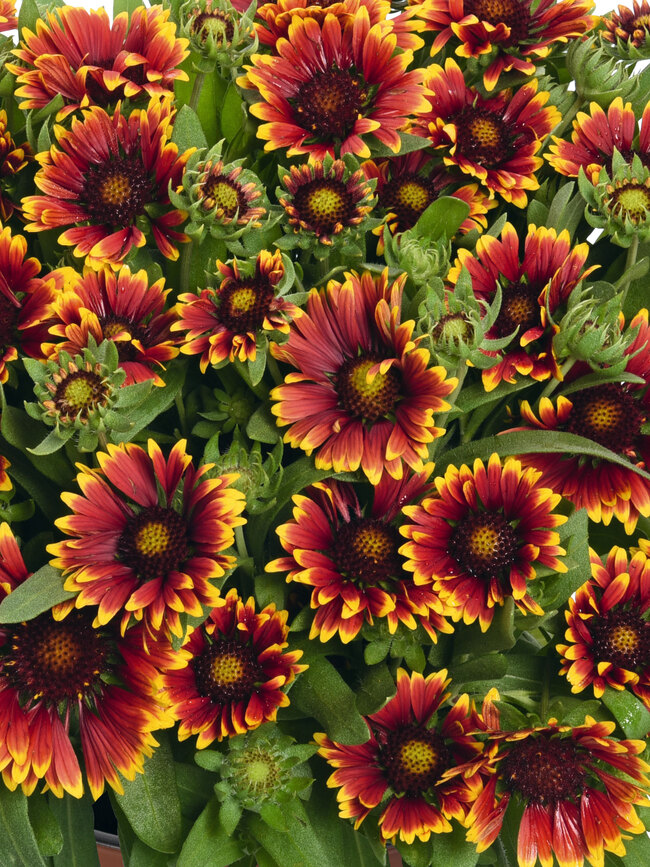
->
[0,456,10,493]
[0,110,30,222]
[604,0,650,51]
[411,58,559,207]
[0,523,179,799]
[547,97,650,182]
[48,439,247,640]
[8,4,189,120]
[270,269,456,485]
[315,668,485,844]
[43,265,180,387]
[558,546,650,707]
[161,588,306,746]
[414,0,596,91]
[400,454,567,632]
[239,9,429,159]
[448,222,597,391]
[21,98,192,269]
[0,0,15,31]
[266,475,453,644]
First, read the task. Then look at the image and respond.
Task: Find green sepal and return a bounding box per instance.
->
[601,686,650,739]
[258,801,287,831]
[0,563,76,624]
[194,750,223,773]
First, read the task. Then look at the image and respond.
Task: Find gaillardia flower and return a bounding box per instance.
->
[558,546,650,708]
[448,222,597,391]
[604,0,650,54]
[0,456,10,493]
[0,523,177,800]
[22,98,192,268]
[464,712,650,867]
[174,249,300,368]
[315,668,485,844]
[48,439,247,639]
[266,476,453,644]
[411,58,559,207]
[8,4,189,119]
[547,97,650,182]
[0,0,15,32]
[43,265,180,387]
[415,0,596,90]
[270,270,456,485]
[400,454,567,631]
[161,588,306,746]
[239,9,429,159]
[0,109,30,222]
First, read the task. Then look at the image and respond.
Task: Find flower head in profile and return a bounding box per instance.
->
[558,546,650,708]
[411,58,559,207]
[315,668,485,844]
[180,0,257,70]
[0,110,30,222]
[161,588,306,746]
[400,454,567,632]
[0,523,180,800]
[270,269,456,485]
[238,9,428,159]
[22,98,192,269]
[43,265,180,387]
[266,475,453,644]
[48,439,247,639]
[174,249,300,369]
[464,709,650,867]
[8,5,189,120]
[604,0,650,56]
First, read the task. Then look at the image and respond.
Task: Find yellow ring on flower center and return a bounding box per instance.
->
[63,377,95,411]
[608,624,641,654]
[211,652,246,686]
[135,521,171,558]
[469,525,500,561]
[399,738,439,776]
[584,398,623,434]
[100,173,132,206]
[396,181,430,213]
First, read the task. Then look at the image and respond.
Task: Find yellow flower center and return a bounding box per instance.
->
[469,525,500,561]
[468,116,503,150]
[396,181,430,213]
[352,524,395,565]
[609,624,640,655]
[335,355,401,422]
[583,398,623,435]
[610,183,650,223]
[202,177,243,218]
[433,313,473,344]
[332,517,401,586]
[448,510,519,580]
[63,376,95,411]
[36,629,82,677]
[211,651,246,686]
[308,187,346,219]
[399,738,439,777]
[229,286,258,314]
[567,384,644,452]
[101,172,132,206]
[135,521,171,558]
[53,369,109,421]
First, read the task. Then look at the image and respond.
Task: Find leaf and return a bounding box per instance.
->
[219,796,243,836]
[49,793,100,867]
[17,0,39,34]
[174,763,216,821]
[364,639,391,666]
[27,794,63,857]
[221,83,245,142]
[172,104,208,153]
[113,0,146,17]
[113,733,182,854]
[113,362,187,443]
[247,801,344,867]
[28,427,75,456]
[396,836,433,867]
[413,196,470,242]
[129,838,176,867]
[246,402,281,445]
[601,687,650,739]
[368,132,431,159]
[430,823,479,867]
[0,564,76,624]
[0,787,48,867]
[177,798,243,867]
[290,656,368,743]
[619,830,650,867]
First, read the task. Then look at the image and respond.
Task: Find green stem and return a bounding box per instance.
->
[539,356,577,400]
[96,431,108,452]
[188,71,206,114]
[175,391,187,437]
[539,650,552,724]
[178,239,193,298]
[235,524,249,562]
[618,233,639,310]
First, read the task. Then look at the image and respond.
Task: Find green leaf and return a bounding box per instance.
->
[430,823,479,867]
[246,402,281,445]
[28,427,75,456]
[601,687,650,739]
[368,132,431,159]
[290,656,368,743]
[0,564,76,624]
[49,793,100,867]
[259,801,287,831]
[619,830,650,867]
[364,639,390,666]
[27,794,63,857]
[0,787,48,867]
[452,599,515,657]
[452,654,508,686]
[129,838,176,866]
[221,83,245,142]
[219,796,243,836]
[247,801,343,867]
[113,362,187,443]
[17,0,39,34]
[113,0,146,17]
[413,196,470,242]
[172,104,208,153]
[177,797,243,867]
[113,732,182,854]
[396,836,433,867]
[174,763,216,821]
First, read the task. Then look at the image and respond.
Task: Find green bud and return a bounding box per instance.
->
[179,0,258,73]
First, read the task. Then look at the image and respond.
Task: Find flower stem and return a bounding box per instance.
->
[179,239,194,298]
[235,523,249,562]
[539,356,576,400]
[189,72,206,114]
[618,233,639,310]
[97,431,108,452]
[266,354,284,386]
[175,391,187,437]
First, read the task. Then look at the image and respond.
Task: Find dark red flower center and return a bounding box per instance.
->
[53,370,109,421]
[83,155,151,227]
[0,291,19,353]
[332,518,402,586]
[380,173,436,232]
[293,66,368,142]
[380,725,450,796]
[455,106,517,167]
[201,175,246,219]
[191,9,234,45]
[463,0,530,43]
[589,609,650,671]
[492,281,541,337]
[291,179,357,235]
[100,315,149,362]
[4,610,107,704]
[565,384,644,452]
[448,510,519,579]
[335,354,401,423]
[216,279,275,333]
[500,735,586,804]
[117,505,189,582]
[192,637,261,703]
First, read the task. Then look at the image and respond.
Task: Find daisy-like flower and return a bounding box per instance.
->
[8,5,189,120]
[48,439,247,639]
[447,222,597,391]
[0,110,30,222]
[0,224,56,384]
[278,156,376,246]
[411,58,560,207]
[0,456,10,493]
[266,475,453,644]
[161,588,306,746]
[0,0,15,32]
[548,97,650,182]
[400,454,567,632]
[0,523,180,800]
[173,249,300,368]
[270,269,456,485]
[315,668,485,844]
[604,0,650,53]
[238,9,429,159]
[414,0,596,91]
[464,712,650,867]
[558,546,650,707]
[21,98,192,269]
[43,265,180,387]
